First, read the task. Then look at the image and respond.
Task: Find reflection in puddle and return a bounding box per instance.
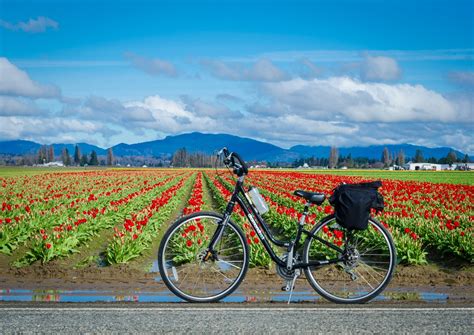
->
[0,288,450,303]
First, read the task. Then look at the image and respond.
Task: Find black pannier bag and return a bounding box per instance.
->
[329,180,384,230]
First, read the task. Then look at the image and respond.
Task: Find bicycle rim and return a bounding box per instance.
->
[304,217,396,303]
[159,213,248,302]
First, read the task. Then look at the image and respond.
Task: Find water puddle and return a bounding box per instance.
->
[0,288,449,303]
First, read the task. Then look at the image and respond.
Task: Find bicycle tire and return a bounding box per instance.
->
[158,211,249,303]
[303,215,396,304]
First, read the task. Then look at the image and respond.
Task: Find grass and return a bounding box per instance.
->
[298,169,474,185]
[1,166,473,185]
[0,166,103,177]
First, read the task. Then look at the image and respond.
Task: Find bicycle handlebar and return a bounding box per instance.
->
[217,147,249,176]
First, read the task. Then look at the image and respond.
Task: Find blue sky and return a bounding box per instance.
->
[0,0,473,153]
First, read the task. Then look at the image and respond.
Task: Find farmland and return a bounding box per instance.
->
[0,167,472,274]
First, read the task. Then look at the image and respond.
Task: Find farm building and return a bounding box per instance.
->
[403,162,442,171]
[403,162,474,171]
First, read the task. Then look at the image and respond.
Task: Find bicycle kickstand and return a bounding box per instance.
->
[286,274,299,305]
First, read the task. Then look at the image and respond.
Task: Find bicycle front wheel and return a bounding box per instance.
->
[158,211,249,302]
[303,216,396,304]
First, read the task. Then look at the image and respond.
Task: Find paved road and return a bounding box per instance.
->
[1,304,472,334]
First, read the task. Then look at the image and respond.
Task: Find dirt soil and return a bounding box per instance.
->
[1,261,473,304]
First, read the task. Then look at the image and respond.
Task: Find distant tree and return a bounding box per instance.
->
[172,148,189,167]
[397,150,405,166]
[61,148,71,166]
[446,151,457,166]
[89,150,99,166]
[47,145,55,162]
[462,154,470,163]
[414,149,424,163]
[107,148,114,166]
[74,145,81,165]
[80,153,88,166]
[329,146,339,169]
[345,153,354,168]
[38,145,50,164]
[382,147,391,167]
[427,157,437,163]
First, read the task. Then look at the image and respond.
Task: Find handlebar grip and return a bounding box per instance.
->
[232,152,248,175]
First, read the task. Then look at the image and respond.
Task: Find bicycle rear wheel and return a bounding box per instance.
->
[303,216,396,304]
[158,211,249,302]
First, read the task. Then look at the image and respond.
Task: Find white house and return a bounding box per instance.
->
[403,162,442,171]
[403,161,473,171]
[41,161,65,167]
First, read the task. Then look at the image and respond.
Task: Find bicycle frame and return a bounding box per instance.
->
[208,176,345,270]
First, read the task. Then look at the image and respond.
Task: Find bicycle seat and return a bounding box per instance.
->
[293,190,326,205]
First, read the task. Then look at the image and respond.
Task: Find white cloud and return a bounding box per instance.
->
[261,77,469,123]
[0,96,42,116]
[124,95,219,133]
[202,58,288,81]
[180,95,242,118]
[63,95,155,123]
[360,55,401,81]
[0,116,114,145]
[0,58,60,98]
[125,53,178,77]
[0,16,58,33]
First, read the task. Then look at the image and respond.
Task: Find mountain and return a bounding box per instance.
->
[0,140,105,156]
[111,132,298,161]
[0,140,41,155]
[0,133,468,162]
[51,143,106,156]
[291,144,465,161]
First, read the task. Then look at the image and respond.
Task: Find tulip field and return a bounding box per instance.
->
[0,168,472,270]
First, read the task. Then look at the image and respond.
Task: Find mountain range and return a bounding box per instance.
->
[0,132,467,162]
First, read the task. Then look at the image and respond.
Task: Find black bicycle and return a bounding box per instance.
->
[158,148,396,304]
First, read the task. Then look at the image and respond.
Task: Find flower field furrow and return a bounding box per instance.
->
[0,168,471,268]
[182,172,204,216]
[15,172,188,265]
[0,172,178,255]
[105,172,195,264]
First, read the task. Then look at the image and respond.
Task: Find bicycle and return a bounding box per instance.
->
[158,148,396,304]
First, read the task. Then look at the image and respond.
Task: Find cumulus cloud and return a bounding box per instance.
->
[0,16,58,33]
[180,95,242,118]
[0,96,43,116]
[125,53,178,77]
[261,77,470,123]
[202,58,288,81]
[124,95,229,133]
[0,116,116,145]
[63,95,155,123]
[216,93,244,104]
[0,58,60,98]
[360,55,401,81]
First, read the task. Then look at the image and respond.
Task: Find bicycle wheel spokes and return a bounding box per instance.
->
[160,214,247,302]
[304,218,395,303]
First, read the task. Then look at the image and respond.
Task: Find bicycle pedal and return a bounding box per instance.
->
[281,284,295,292]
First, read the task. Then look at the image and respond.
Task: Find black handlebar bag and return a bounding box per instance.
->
[329,181,384,230]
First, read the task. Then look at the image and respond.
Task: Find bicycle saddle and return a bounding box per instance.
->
[293,190,326,205]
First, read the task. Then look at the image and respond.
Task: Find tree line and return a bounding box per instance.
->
[171,148,219,168]
[35,145,115,166]
[293,147,471,168]
[0,145,471,168]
